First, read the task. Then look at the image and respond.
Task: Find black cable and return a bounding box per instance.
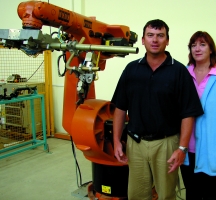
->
[70,135,83,187]
[70,135,93,189]
[57,52,66,77]
[51,31,58,37]
[27,60,44,81]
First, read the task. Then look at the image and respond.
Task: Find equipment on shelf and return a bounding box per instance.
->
[6,74,27,83]
[0,83,37,100]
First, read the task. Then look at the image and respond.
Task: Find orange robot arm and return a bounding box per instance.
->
[17,1,137,52]
[0,1,138,166]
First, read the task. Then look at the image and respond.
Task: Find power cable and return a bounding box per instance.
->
[70,135,92,189]
[70,135,83,187]
[57,51,66,77]
[27,60,44,81]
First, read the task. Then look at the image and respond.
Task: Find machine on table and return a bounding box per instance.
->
[0,1,141,199]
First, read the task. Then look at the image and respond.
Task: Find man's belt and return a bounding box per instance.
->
[141,133,176,141]
[128,130,177,143]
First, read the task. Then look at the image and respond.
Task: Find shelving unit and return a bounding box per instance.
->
[0,92,48,159]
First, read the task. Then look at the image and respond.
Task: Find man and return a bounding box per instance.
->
[112,19,204,200]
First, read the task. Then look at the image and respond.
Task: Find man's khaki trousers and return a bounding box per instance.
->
[127,134,179,200]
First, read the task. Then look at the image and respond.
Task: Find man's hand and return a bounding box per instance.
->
[167,149,186,173]
[114,141,128,164]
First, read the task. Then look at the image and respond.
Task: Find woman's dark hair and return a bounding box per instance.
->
[188,31,216,67]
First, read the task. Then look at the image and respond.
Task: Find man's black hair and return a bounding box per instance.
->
[143,19,169,39]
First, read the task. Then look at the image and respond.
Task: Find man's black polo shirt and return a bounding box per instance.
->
[111,51,204,137]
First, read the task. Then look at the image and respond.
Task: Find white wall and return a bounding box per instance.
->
[1,0,216,133]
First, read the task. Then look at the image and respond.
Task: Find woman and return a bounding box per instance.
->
[181,31,216,200]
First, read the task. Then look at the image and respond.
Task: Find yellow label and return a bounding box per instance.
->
[105,40,110,46]
[102,185,111,194]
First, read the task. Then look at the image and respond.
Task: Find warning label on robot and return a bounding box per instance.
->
[83,19,92,29]
[102,185,111,194]
[58,10,70,22]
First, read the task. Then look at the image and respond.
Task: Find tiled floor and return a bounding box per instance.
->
[0,138,92,200]
[0,137,186,200]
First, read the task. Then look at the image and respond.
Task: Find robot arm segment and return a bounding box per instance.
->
[0,28,138,56]
[17,1,137,47]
